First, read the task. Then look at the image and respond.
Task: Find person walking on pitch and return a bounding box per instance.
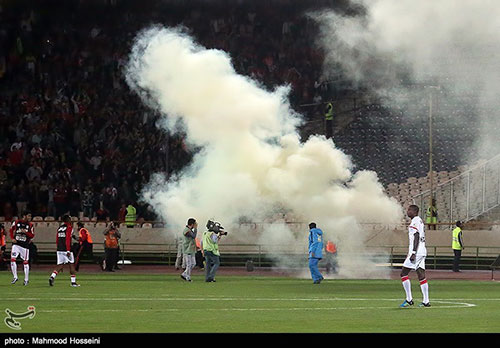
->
[400,205,430,308]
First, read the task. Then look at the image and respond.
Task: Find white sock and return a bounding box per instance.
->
[420,279,429,304]
[50,271,58,279]
[71,275,76,284]
[11,260,17,279]
[23,262,29,282]
[401,276,412,302]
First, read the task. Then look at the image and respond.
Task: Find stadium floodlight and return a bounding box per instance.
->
[427,85,441,218]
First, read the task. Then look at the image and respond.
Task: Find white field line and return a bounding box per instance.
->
[2,296,499,301]
[0,297,479,311]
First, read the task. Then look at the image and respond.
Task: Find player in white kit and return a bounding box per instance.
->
[400,204,431,308]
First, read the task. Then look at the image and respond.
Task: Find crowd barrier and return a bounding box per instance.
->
[3,222,499,270]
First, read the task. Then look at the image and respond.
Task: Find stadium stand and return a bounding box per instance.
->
[0,0,342,224]
[0,0,498,227]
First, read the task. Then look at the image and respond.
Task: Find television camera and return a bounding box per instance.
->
[206,220,227,235]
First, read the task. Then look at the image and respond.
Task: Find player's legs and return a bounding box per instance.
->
[417,267,430,306]
[416,267,426,281]
[21,248,29,285]
[400,267,413,306]
[49,263,65,285]
[50,252,70,286]
[11,245,29,284]
[309,257,323,283]
[23,260,29,284]
[69,262,79,286]
[10,245,20,281]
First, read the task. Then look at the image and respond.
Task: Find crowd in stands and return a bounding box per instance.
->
[0,0,335,222]
[1,0,485,226]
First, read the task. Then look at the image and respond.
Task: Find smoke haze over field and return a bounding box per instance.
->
[125,26,403,278]
[313,0,500,163]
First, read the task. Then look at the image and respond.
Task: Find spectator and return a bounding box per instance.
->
[68,184,81,217]
[53,183,68,219]
[95,203,110,222]
[46,183,56,217]
[25,161,43,183]
[15,183,29,216]
[81,185,94,218]
[0,0,332,223]
[118,202,127,223]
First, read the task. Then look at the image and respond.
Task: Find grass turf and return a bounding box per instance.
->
[0,271,499,333]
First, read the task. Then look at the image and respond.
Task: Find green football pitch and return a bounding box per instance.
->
[0,271,499,333]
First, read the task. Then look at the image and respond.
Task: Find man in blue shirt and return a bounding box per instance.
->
[308,222,324,284]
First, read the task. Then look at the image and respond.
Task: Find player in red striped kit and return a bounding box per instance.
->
[49,215,80,287]
[9,211,34,286]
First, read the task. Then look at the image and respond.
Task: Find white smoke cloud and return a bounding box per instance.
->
[313,0,500,162]
[125,25,403,278]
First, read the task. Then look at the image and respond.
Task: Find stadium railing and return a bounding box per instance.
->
[387,245,500,270]
[413,153,500,224]
[23,242,500,271]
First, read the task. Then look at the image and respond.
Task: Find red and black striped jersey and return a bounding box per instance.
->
[56,222,73,252]
[9,220,35,249]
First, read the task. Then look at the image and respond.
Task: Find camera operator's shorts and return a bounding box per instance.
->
[11,244,29,261]
[402,253,426,270]
[56,251,75,265]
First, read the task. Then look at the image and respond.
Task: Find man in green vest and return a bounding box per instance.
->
[201,220,226,282]
[426,198,438,230]
[324,102,334,138]
[452,221,464,272]
[125,202,136,228]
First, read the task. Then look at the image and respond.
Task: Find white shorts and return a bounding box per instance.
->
[403,253,426,270]
[57,251,75,265]
[11,244,29,262]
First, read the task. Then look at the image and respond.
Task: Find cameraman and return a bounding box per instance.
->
[201,221,226,282]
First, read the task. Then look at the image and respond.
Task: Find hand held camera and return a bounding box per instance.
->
[206,220,228,235]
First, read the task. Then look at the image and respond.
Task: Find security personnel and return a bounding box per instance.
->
[325,240,338,274]
[324,102,334,138]
[125,202,136,228]
[452,221,464,272]
[0,223,6,255]
[426,199,438,230]
[103,222,121,272]
[74,222,94,271]
[0,223,6,268]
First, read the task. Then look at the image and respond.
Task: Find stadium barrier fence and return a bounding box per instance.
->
[16,242,500,271]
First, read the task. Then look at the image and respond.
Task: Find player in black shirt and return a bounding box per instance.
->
[9,211,34,285]
[49,215,80,287]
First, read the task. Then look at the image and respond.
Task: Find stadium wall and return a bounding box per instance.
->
[27,224,500,249]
